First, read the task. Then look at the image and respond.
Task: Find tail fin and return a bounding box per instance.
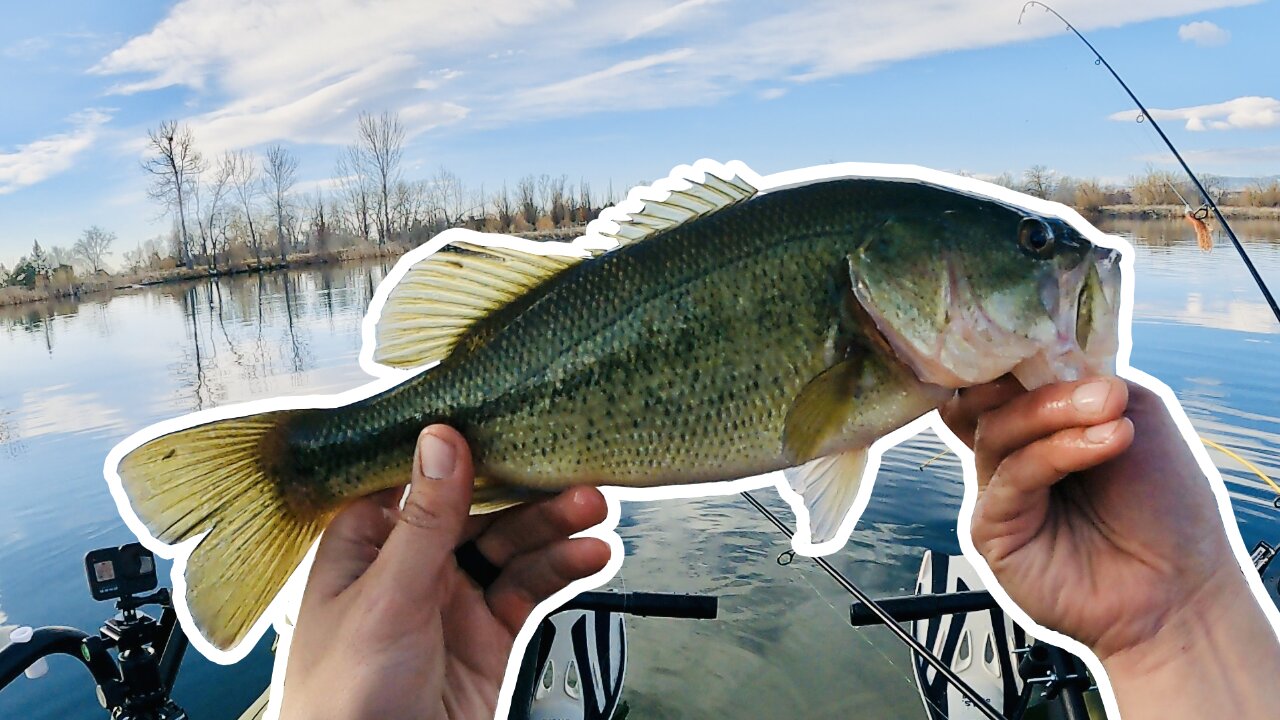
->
[117,411,329,651]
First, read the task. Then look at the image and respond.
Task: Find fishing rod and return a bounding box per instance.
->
[1018,1,1280,327]
[739,491,1007,720]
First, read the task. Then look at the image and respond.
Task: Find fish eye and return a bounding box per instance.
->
[1018,218,1055,258]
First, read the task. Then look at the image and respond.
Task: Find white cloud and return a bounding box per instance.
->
[623,0,724,40]
[0,110,111,195]
[183,55,424,153]
[758,88,787,101]
[3,32,108,61]
[88,0,1261,150]
[1110,96,1280,131]
[399,101,470,135]
[91,0,566,148]
[509,49,706,117]
[1178,20,1231,45]
[3,36,51,60]
[413,69,462,91]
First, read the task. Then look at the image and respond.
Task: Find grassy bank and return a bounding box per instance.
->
[0,242,408,308]
[0,229,591,308]
[1095,205,1280,221]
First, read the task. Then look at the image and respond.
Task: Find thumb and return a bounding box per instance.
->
[376,425,475,595]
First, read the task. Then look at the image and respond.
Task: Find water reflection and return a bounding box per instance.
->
[0,223,1277,719]
[1101,216,1280,335]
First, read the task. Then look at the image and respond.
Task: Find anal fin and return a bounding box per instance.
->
[470,475,553,515]
[784,448,870,544]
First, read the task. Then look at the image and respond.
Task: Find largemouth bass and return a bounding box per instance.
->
[111,164,1122,652]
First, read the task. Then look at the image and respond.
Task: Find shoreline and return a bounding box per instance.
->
[2,211,1276,309]
[0,229,587,309]
[1094,204,1280,221]
[0,245,406,309]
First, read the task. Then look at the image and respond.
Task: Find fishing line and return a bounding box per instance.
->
[1202,436,1280,497]
[1018,1,1280,327]
[739,491,1007,720]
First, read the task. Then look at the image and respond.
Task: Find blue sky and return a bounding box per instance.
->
[1,0,1277,268]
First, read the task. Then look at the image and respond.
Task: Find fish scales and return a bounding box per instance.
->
[301,180,900,501]
[113,171,1123,651]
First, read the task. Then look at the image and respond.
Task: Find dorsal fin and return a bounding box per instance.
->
[598,171,757,245]
[373,241,584,369]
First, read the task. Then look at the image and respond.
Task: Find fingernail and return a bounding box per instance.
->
[418,430,455,480]
[1085,419,1122,444]
[1072,380,1112,415]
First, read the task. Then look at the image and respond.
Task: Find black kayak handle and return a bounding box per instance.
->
[0,626,120,691]
[849,590,998,627]
[561,591,718,619]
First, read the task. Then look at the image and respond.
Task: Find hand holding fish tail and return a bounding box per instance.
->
[941,377,1280,719]
[281,426,611,720]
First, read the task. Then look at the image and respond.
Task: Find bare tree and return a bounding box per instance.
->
[74,226,116,273]
[227,150,264,264]
[517,175,539,227]
[355,111,405,244]
[991,172,1017,190]
[308,191,331,251]
[1200,174,1228,204]
[1022,165,1057,200]
[492,184,515,232]
[143,121,203,269]
[121,244,146,273]
[194,157,233,271]
[577,180,595,224]
[429,167,471,228]
[262,144,299,263]
[392,179,432,237]
[47,244,76,269]
[547,174,568,227]
[335,146,374,243]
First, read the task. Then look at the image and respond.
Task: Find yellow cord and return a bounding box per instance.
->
[1201,436,1280,495]
[917,448,949,471]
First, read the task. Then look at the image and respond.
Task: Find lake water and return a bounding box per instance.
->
[1,217,1278,719]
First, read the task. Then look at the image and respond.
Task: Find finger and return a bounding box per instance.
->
[376,425,475,595]
[973,418,1134,558]
[939,375,1026,447]
[486,537,611,634]
[306,496,399,600]
[474,487,607,566]
[974,377,1128,483]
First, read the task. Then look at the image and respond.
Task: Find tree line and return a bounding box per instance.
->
[6,118,1280,297]
[991,165,1280,214]
[127,110,619,277]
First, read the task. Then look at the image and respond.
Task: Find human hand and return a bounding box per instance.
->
[940,376,1280,718]
[280,425,611,720]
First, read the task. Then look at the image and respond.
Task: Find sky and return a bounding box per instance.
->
[1,0,1277,268]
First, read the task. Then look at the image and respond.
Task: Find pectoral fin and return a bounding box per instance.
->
[784,448,870,543]
[780,348,951,545]
[783,352,948,465]
[782,358,864,463]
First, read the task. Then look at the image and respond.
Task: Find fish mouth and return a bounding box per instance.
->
[854,246,1123,390]
[1010,246,1122,389]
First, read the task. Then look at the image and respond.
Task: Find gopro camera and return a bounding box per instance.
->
[85,543,158,601]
